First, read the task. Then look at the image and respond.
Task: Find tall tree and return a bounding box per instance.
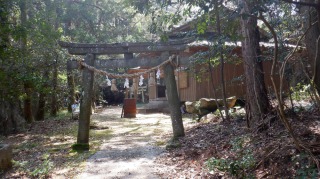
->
[0,0,154,134]
[67,62,76,113]
[51,59,58,116]
[240,0,270,127]
[63,0,153,43]
[35,71,49,121]
[20,0,34,123]
[0,0,25,134]
[214,0,230,122]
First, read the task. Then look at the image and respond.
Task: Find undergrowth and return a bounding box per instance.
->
[8,110,109,178]
[292,153,318,178]
[206,136,255,178]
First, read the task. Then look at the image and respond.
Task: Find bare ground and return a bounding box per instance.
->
[2,106,320,178]
[76,107,196,179]
[1,106,196,178]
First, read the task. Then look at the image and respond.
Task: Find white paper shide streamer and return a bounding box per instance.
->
[156,68,161,79]
[139,75,144,86]
[124,78,129,88]
[106,76,111,86]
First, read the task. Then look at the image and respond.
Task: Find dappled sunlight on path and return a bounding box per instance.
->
[77,106,194,179]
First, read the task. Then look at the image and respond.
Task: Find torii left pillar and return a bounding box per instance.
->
[73,53,95,151]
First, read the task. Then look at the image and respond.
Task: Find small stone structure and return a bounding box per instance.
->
[0,144,12,171]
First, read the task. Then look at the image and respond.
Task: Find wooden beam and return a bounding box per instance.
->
[59,39,193,55]
[64,45,188,55]
[59,38,194,48]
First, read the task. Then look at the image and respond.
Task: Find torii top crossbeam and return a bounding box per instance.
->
[58,38,194,55]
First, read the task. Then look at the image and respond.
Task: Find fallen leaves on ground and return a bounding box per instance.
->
[1,116,91,178]
[156,110,320,178]
[1,108,320,179]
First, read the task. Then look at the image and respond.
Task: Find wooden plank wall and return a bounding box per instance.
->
[178,60,286,102]
[178,73,197,101]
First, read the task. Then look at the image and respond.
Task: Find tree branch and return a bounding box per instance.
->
[258,12,302,152]
[281,0,318,8]
[71,0,104,11]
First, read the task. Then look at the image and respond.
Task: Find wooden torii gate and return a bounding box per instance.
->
[59,39,192,150]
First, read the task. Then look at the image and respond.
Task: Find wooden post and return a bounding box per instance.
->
[133,77,138,100]
[163,52,185,139]
[125,52,135,99]
[148,72,157,100]
[74,53,95,151]
[140,86,146,103]
[124,52,133,59]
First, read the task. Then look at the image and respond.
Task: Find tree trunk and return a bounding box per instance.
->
[163,53,185,139]
[214,0,230,122]
[67,61,75,112]
[19,0,27,49]
[36,92,46,121]
[0,2,26,134]
[20,0,34,123]
[77,53,95,146]
[9,102,24,134]
[315,3,320,95]
[240,0,270,128]
[0,100,25,135]
[301,0,320,94]
[51,60,58,116]
[24,82,34,123]
[36,71,49,121]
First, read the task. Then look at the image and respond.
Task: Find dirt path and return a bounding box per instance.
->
[76,106,194,179]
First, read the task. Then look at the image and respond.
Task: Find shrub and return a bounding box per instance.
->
[206,136,255,178]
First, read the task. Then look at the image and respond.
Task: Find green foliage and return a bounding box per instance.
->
[0,0,154,129]
[62,0,152,43]
[12,160,29,170]
[212,109,221,117]
[290,83,310,101]
[71,143,90,152]
[197,21,207,35]
[206,136,255,178]
[46,110,71,120]
[90,129,113,143]
[13,154,53,179]
[19,142,38,150]
[29,153,53,179]
[292,153,318,179]
[166,137,182,149]
[296,166,318,179]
